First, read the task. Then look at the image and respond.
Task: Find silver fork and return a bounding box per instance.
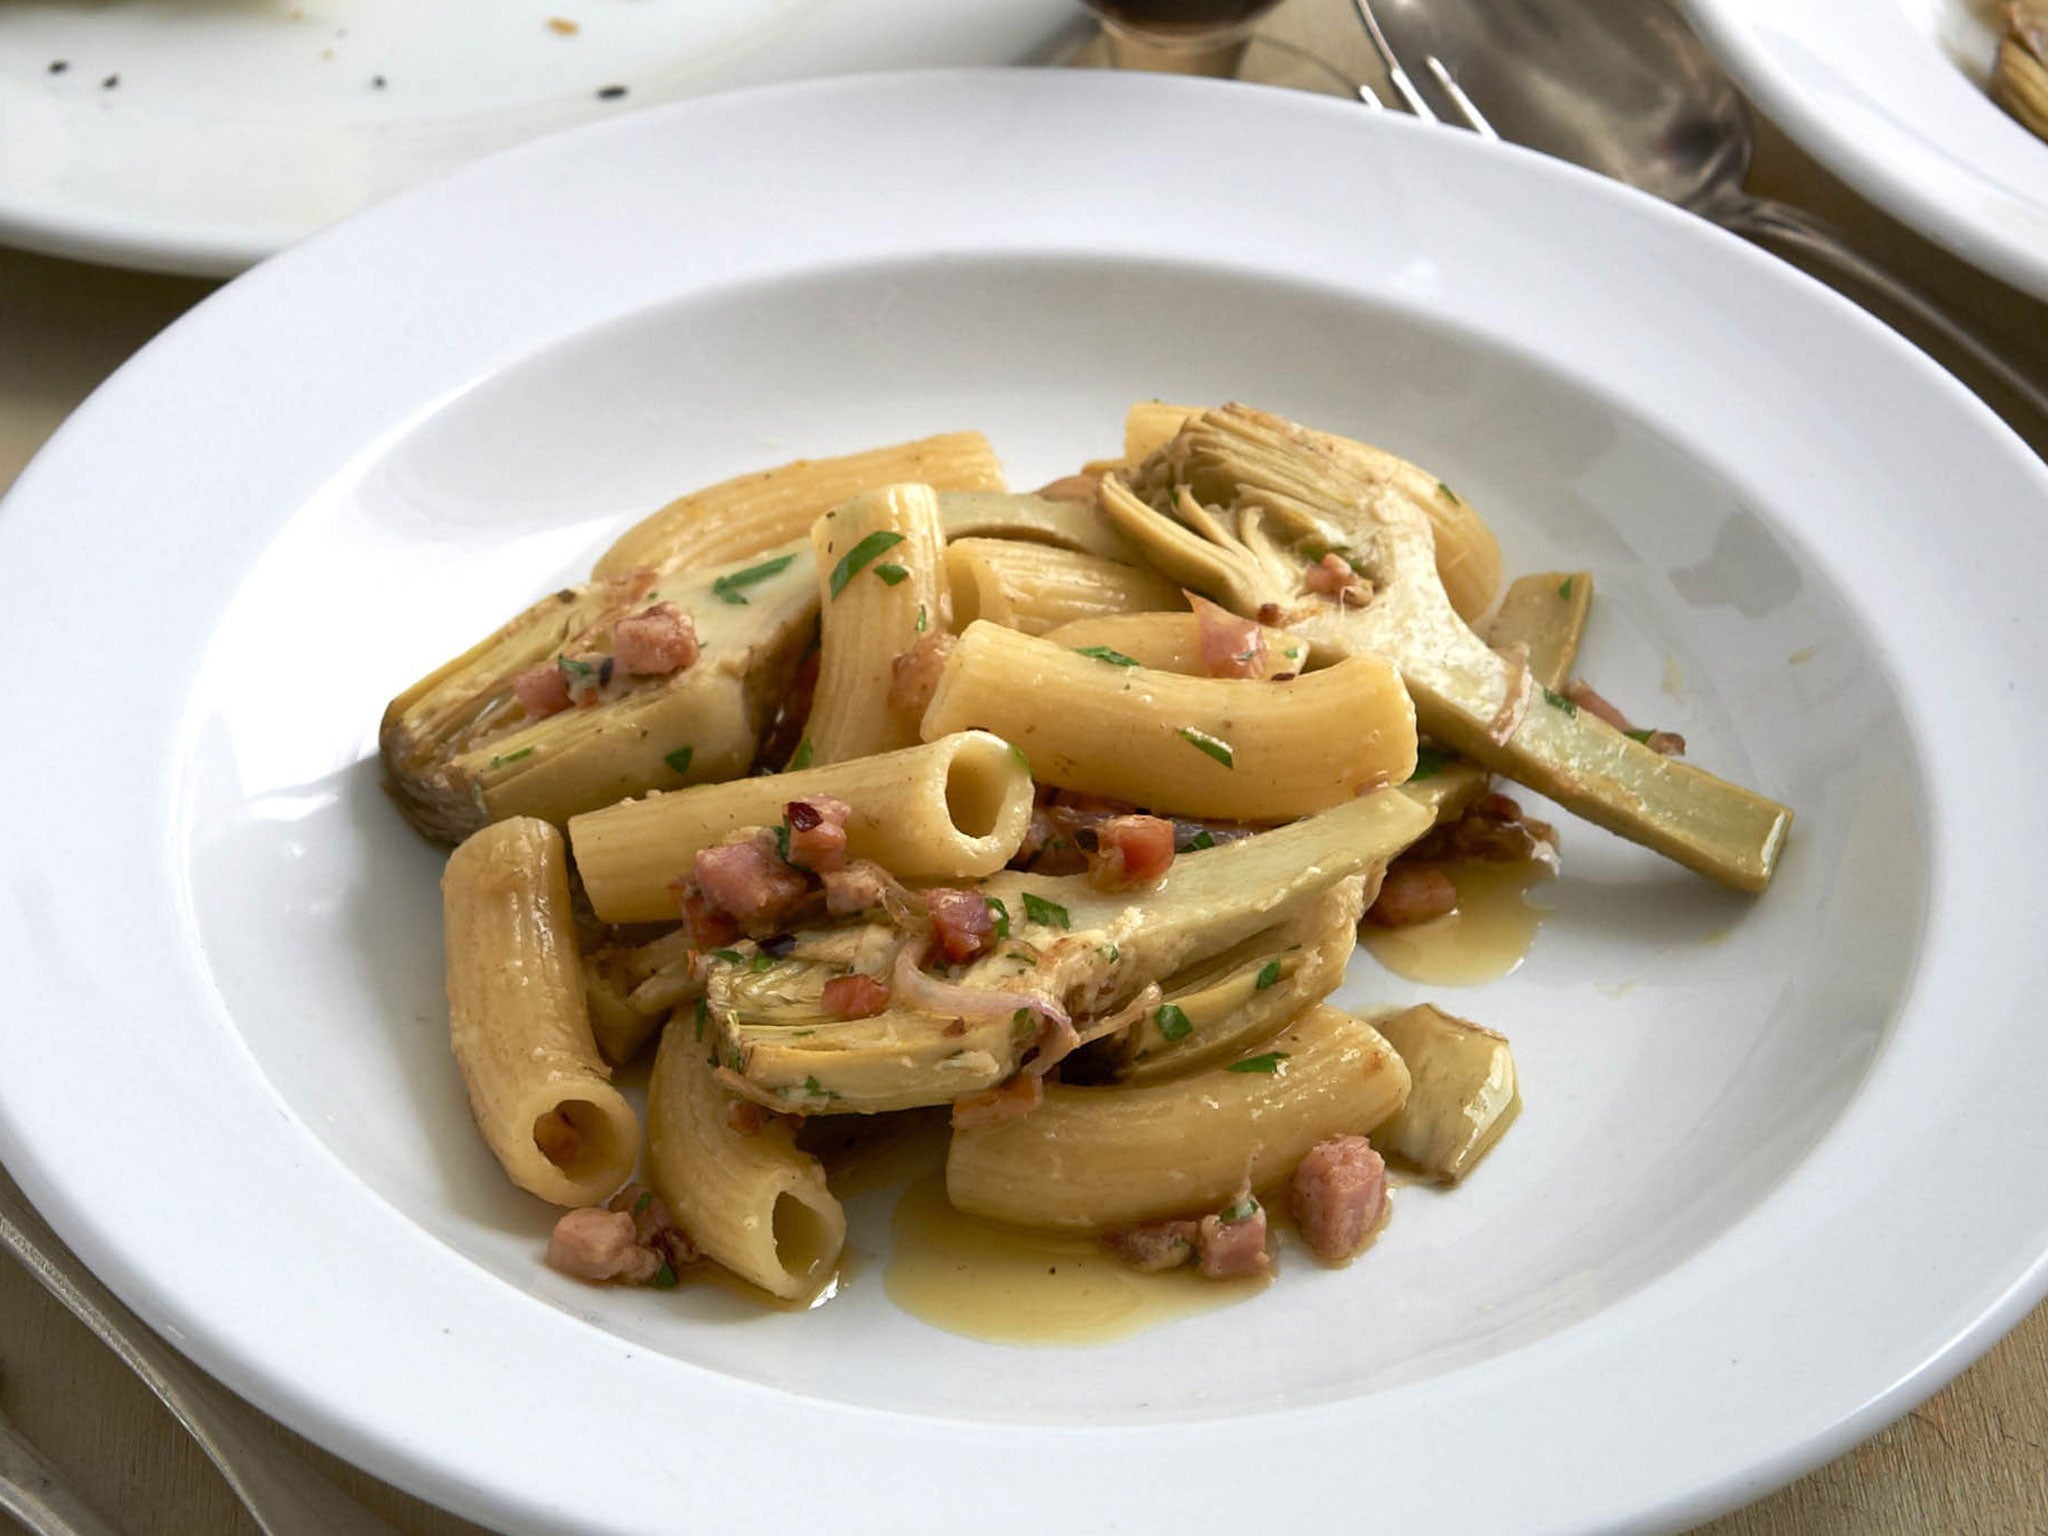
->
[1348,0,2048,429]
[0,1179,408,1536]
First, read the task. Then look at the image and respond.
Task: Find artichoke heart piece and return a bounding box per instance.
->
[1120,876,1366,1082]
[1373,1003,1518,1182]
[936,491,1142,563]
[1100,405,1791,893]
[1996,4,2048,140]
[712,790,1434,1114]
[381,540,818,842]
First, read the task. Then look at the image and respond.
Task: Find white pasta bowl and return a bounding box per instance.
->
[0,70,2044,1536]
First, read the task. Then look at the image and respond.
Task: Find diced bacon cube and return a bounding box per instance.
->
[1100,1218,1200,1272]
[513,663,571,719]
[1195,1200,1272,1279]
[1191,592,1267,679]
[925,887,997,965]
[1290,1135,1388,1261]
[784,796,852,873]
[1366,863,1458,927]
[820,973,892,1020]
[1082,814,1176,891]
[692,835,811,933]
[613,603,700,676]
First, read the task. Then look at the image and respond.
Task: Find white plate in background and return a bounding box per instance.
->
[1678,0,2048,300]
[0,0,1079,276]
[1,70,2046,1536]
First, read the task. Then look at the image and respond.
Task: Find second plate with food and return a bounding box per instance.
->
[2,68,2047,1536]
[1677,0,2048,300]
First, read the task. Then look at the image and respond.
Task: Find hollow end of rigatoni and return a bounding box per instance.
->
[766,1186,847,1299]
[915,730,1034,878]
[521,1085,641,1206]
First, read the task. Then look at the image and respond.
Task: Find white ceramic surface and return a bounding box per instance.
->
[2,70,2047,1536]
[0,0,1079,277]
[1677,0,2048,300]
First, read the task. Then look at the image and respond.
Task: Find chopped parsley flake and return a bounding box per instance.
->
[985,896,1011,939]
[1154,1003,1192,1041]
[915,604,929,633]
[634,1189,653,1215]
[487,745,535,769]
[711,553,797,605]
[663,745,694,776]
[1407,746,1451,782]
[1102,943,1120,962]
[1558,576,1574,601]
[789,738,814,771]
[772,822,791,864]
[1226,1051,1289,1074]
[1074,645,1140,667]
[1437,482,1461,505]
[558,655,600,686]
[750,952,775,973]
[1543,687,1579,717]
[1021,892,1070,930]
[1219,1195,1260,1223]
[693,996,709,1040]
[652,1262,678,1289]
[828,530,906,597]
[1177,727,1234,768]
[800,1075,836,1099]
[872,563,911,586]
[1255,959,1283,990]
[1625,727,1656,745]
[1007,742,1031,773]
[711,949,745,965]
[1186,829,1216,851]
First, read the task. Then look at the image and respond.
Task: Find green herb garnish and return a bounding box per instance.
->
[1437,482,1461,505]
[1177,727,1234,768]
[1021,892,1070,930]
[1543,687,1578,717]
[1219,1195,1260,1223]
[711,949,745,965]
[1407,746,1451,783]
[634,1190,653,1215]
[558,655,600,686]
[828,530,906,597]
[1255,959,1282,990]
[652,1262,678,1290]
[663,745,694,776]
[1625,727,1655,745]
[1008,742,1031,773]
[914,604,928,633]
[789,738,814,770]
[1074,645,1140,667]
[872,563,910,587]
[1226,1051,1289,1074]
[750,952,775,973]
[1186,829,1216,851]
[693,996,709,1040]
[985,896,1011,939]
[711,553,797,605]
[487,745,536,769]
[773,822,791,863]
[1558,576,1574,601]
[1154,1003,1192,1041]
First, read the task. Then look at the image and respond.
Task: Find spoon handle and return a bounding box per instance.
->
[1719,195,2048,432]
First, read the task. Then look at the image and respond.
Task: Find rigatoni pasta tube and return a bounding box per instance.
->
[570,730,1033,922]
[594,432,1005,579]
[1043,612,1307,679]
[948,1005,1411,1230]
[442,818,639,1206]
[920,621,1417,821]
[946,539,1182,636]
[806,484,948,765]
[646,1023,845,1300]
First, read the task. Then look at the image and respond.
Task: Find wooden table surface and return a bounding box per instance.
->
[3,3,2046,1533]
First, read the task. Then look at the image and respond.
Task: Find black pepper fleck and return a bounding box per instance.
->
[596,84,628,100]
[372,73,387,89]
[101,73,119,89]
[47,59,69,74]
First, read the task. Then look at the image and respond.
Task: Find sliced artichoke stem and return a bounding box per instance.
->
[1485,571,1593,695]
[935,491,1141,564]
[1103,405,1790,893]
[1372,1003,1518,1183]
[711,792,1434,1113]
[1398,755,1492,828]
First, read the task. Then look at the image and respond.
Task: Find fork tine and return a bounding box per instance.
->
[1349,0,1439,120]
[1425,55,1501,139]
[1356,82,1387,109]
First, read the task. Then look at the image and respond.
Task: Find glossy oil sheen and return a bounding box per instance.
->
[1361,860,1554,986]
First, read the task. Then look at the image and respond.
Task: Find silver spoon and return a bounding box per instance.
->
[1354,0,2048,428]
